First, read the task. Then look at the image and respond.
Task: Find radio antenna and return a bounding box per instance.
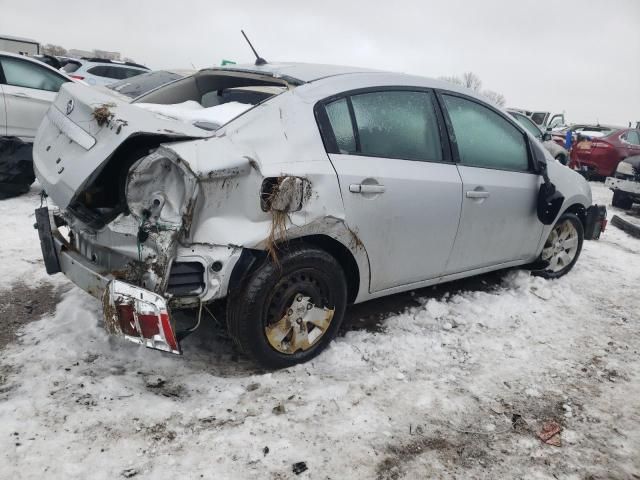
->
[241,30,267,66]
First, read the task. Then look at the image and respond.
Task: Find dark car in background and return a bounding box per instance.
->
[105,69,194,100]
[568,126,640,177]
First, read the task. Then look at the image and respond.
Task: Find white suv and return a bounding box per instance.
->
[62,58,149,86]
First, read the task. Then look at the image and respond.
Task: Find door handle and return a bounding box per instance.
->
[9,91,29,98]
[466,190,490,199]
[349,184,386,194]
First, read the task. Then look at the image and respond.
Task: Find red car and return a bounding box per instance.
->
[569,126,640,177]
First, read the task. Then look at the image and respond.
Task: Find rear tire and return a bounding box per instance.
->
[534,213,584,279]
[612,190,633,210]
[226,245,347,369]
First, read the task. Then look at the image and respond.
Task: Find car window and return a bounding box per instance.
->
[624,130,640,145]
[530,112,547,126]
[87,65,112,78]
[349,90,443,161]
[108,71,183,99]
[62,61,81,73]
[0,56,68,92]
[325,98,356,153]
[122,68,144,79]
[443,95,529,171]
[511,112,542,139]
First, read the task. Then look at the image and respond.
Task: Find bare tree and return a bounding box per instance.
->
[438,71,507,107]
[41,44,67,56]
[482,90,507,107]
[462,71,482,92]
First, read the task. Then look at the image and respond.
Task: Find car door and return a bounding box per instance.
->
[317,89,463,292]
[0,55,68,139]
[439,93,544,274]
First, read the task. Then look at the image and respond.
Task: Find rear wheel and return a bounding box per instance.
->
[226,245,347,369]
[535,213,584,279]
[612,190,633,210]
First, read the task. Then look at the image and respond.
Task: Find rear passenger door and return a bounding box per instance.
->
[0,55,68,139]
[317,89,463,292]
[440,93,544,274]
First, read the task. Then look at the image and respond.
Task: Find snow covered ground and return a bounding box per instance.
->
[0,182,639,479]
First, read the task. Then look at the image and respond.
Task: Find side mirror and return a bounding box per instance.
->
[542,132,552,141]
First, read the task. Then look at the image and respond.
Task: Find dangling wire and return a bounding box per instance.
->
[183,298,203,333]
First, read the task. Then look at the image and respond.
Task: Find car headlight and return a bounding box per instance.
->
[616,161,635,176]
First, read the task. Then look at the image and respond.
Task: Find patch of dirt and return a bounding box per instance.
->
[0,281,67,350]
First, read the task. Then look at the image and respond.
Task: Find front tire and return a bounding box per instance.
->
[534,213,584,279]
[612,190,633,210]
[226,245,347,369]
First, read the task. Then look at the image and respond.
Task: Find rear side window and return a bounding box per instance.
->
[0,56,68,92]
[323,90,443,162]
[325,98,356,153]
[443,95,529,171]
[87,65,113,78]
[62,61,81,73]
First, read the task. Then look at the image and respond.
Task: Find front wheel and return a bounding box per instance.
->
[534,213,584,279]
[226,245,347,369]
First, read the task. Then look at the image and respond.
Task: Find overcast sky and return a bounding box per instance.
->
[2,0,638,125]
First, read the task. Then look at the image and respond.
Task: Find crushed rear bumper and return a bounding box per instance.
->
[34,206,181,354]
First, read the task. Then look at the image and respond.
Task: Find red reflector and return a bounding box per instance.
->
[601,218,608,232]
[115,303,137,336]
[70,75,85,80]
[137,313,161,338]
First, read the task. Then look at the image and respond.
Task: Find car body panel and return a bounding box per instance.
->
[2,83,57,139]
[445,167,544,273]
[328,152,463,292]
[33,82,212,209]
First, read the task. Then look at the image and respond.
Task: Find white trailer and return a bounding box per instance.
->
[0,35,39,55]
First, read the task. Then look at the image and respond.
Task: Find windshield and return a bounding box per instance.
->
[107,70,185,98]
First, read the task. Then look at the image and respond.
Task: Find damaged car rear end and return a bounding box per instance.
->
[33,66,317,356]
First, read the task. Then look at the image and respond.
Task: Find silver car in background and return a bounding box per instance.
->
[32,62,604,368]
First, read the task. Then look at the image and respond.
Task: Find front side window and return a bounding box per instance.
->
[0,56,67,92]
[443,95,529,171]
[511,112,542,140]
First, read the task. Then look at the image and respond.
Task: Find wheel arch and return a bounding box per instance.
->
[562,202,587,228]
[290,234,361,304]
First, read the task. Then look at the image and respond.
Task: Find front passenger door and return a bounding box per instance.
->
[441,94,544,274]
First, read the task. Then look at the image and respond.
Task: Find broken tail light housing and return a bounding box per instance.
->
[103,280,180,354]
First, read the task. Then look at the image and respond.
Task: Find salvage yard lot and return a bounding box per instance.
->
[0,182,639,479]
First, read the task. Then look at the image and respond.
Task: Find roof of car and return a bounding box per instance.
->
[0,51,75,81]
[213,61,383,83]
